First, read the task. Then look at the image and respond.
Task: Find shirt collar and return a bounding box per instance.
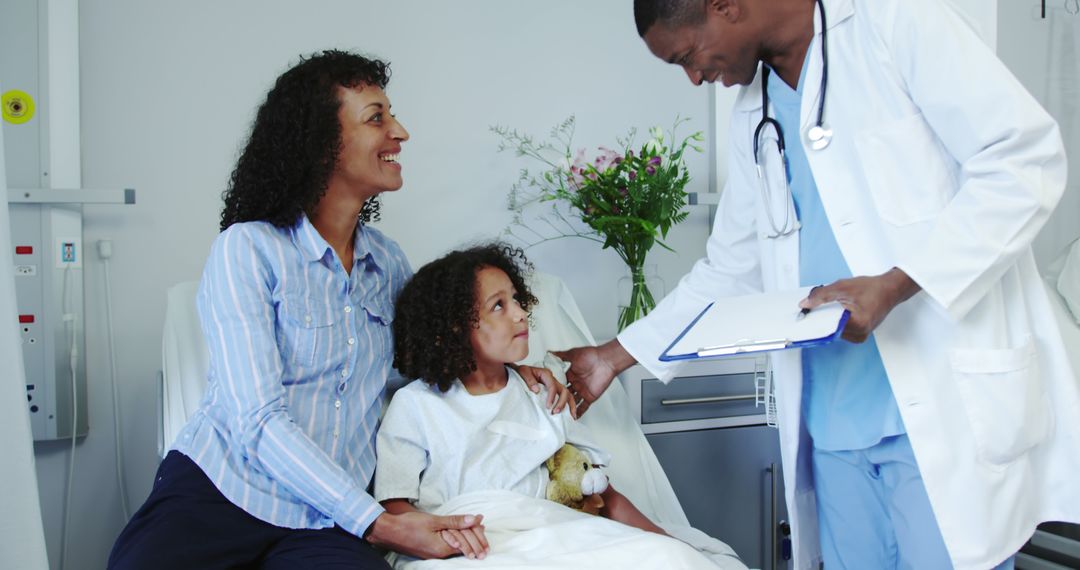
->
[292,214,385,272]
[733,0,854,113]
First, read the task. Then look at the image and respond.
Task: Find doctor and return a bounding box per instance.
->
[557,0,1080,569]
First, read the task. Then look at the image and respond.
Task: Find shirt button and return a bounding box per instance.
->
[347,338,356,346]
[335,399,341,410]
[304,315,312,323]
[340,369,348,378]
[344,306,352,314]
[333,430,340,439]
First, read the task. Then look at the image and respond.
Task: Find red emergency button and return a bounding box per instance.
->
[15,246,33,255]
[19,315,34,324]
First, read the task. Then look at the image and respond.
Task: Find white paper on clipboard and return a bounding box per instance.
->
[660,287,848,361]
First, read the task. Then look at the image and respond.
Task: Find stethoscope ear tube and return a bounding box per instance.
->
[753,67,786,165]
[752,0,830,237]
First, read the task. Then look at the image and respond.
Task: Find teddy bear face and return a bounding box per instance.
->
[545,444,607,514]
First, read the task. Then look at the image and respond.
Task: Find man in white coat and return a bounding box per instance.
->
[555,0,1080,568]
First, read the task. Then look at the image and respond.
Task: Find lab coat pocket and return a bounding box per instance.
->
[855,112,955,226]
[279,298,337,368]
[950,336,1052,466]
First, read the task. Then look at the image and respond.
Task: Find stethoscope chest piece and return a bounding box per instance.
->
[805,123,832,151]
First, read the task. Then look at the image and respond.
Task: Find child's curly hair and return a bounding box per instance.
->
[393,243,538,392]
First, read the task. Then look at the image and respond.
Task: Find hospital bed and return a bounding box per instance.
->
[159,272,746,569]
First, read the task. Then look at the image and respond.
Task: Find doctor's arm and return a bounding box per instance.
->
[805,0,1064,334]
[878,0,1063,320]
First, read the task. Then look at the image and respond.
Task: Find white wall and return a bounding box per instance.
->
[58,1,724,567]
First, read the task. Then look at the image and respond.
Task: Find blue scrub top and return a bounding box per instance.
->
[766,55,905,451]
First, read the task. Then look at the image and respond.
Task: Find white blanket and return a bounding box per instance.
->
[387,490,747,570]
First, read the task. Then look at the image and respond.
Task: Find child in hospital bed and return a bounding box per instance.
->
[374,243,669,560]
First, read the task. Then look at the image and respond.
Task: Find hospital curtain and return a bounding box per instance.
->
[0,87,50,570]
[1036,8,1080,267]
[1034,6,1080,266]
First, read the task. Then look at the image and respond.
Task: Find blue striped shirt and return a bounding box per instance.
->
[172,214,411,537]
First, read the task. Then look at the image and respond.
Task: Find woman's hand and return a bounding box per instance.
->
[366,510,485,560]
[440,526,490,560]
[513,364,575,416]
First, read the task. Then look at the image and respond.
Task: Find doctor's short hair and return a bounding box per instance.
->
[392,243,538,393]
[633,0,706,37]
[219,49,390,232]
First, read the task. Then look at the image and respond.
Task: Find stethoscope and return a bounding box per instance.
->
[753,0,830,238]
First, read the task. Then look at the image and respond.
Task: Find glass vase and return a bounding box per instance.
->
[617,263,665,331]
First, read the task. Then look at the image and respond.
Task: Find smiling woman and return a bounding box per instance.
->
[105,50,567,570]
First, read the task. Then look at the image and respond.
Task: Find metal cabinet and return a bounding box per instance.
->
[620,358,790,570]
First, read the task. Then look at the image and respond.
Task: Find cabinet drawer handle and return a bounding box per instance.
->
[659,394,755,406]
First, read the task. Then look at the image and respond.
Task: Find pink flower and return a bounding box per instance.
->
[568,148,588,188]
[573,148,587,168]
[593,146,622,174]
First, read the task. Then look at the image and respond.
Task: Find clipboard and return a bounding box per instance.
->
[659,287,849,362]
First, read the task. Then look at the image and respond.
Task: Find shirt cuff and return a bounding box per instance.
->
[334,486,385,538]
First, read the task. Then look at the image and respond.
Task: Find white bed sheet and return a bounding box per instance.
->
[386,490,744,570]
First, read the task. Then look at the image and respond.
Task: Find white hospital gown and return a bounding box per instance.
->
[375,367,611,513]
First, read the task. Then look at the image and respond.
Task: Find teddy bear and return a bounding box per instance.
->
[545,443,609,515]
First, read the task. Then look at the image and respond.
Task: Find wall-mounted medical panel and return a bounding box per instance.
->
[10,203,87,440]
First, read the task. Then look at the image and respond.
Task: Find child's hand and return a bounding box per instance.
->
[440,526,490,560]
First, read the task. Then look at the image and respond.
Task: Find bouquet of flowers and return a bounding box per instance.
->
[492,116,703,331]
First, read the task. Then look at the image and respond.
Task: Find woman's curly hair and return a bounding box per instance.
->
[220,50,390,231]
[393,243,538,392]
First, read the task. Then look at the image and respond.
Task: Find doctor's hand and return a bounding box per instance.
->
[513,364,573,415]
[800,267,921,343]
[552,339,637,418]
[366,510,486,560]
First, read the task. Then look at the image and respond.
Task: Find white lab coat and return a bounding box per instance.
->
[619,0,1080,568]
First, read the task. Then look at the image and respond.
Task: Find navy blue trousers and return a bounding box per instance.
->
[108,451,391,570]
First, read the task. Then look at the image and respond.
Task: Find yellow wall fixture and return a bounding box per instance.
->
[1,89,35,124]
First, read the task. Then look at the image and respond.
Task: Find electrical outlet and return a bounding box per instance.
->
[14,265,37,276]
[55,237,83,268]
